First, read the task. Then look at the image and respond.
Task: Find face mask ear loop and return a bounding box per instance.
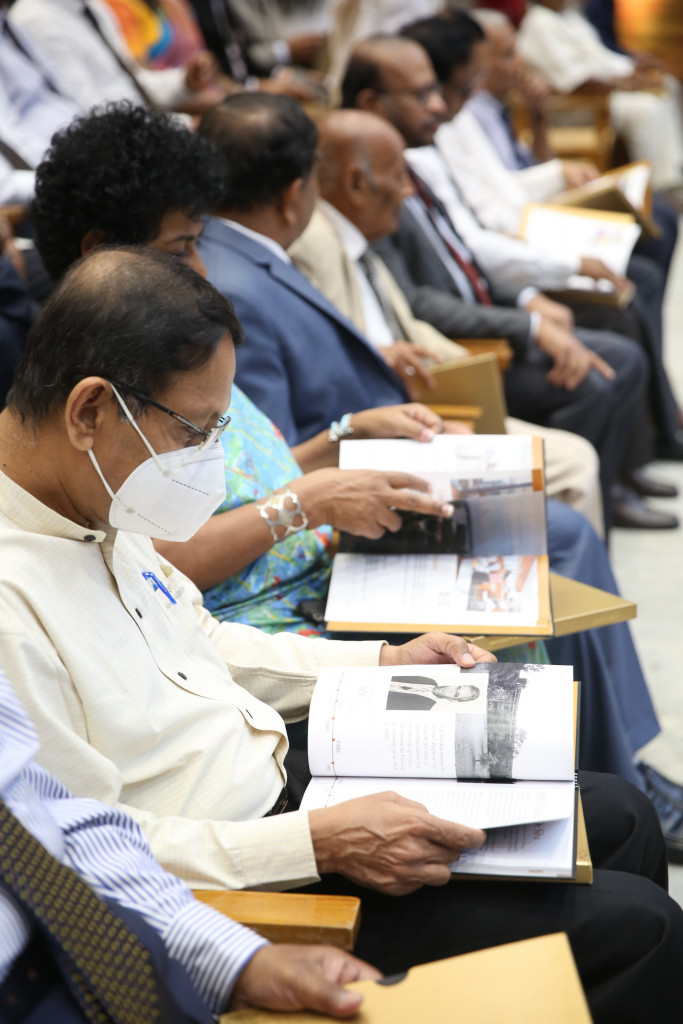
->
[108,381,170,477]
[88,448,135,515]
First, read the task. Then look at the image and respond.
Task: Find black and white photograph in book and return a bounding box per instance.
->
[386,664,551,779]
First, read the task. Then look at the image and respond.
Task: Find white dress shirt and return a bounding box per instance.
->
[220,218,293,265]
[0,468,384,891]
[517,5,634,95]
[517,4,683,189]
[436,102,566,236]
[9,0,190,112]
[318,200,395,348]
[406,144,580,291]
[0,14,80,203]
[0,669,266,1011]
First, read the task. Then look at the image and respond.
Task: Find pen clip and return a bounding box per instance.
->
[142,571,177,605]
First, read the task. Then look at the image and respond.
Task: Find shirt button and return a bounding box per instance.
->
[83,534,97,542]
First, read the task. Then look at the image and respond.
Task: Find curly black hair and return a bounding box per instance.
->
[32,102,228,281]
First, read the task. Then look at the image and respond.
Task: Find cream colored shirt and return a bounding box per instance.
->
[0,469,384,890]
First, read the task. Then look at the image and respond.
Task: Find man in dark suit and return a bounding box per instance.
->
[341,31,677,529]
[197,95,411,444]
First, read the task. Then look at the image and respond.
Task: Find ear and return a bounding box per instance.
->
[64,377,115,452]
[346,162,370,208]
[279,177,306,226]
[80,228,106,257]
[355,88,383,114]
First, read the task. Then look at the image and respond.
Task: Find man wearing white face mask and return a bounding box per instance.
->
[0,245,681,1021]
[88,380,230,542]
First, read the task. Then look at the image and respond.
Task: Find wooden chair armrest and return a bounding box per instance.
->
[192,890,361,950]
[427,404,482,426]
[0,204,28,226]
[453,339,513,373]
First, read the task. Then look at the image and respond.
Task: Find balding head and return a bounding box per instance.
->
[341,36,447,148]
[317,110,413,242]
[9,246,240,426]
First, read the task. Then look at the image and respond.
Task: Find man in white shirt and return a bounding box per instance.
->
[1,243,681,1019]
[517,0,683,191]
[8,0,228,115]
[0,6,80,204]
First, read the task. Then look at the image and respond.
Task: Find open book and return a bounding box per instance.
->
[552,159,659,240]
[325,434,552,635]
[518,203,641,307]
[300,662,581,880]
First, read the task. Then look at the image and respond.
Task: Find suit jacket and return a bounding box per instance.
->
[289,203,468,363]
[198,217,409,445]
[373,198,534,358]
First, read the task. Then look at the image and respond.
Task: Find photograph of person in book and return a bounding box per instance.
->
[387,676,481,711]
[383,663,535,779]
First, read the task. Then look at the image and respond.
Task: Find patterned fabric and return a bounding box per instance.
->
[0,797,162,1024]
[203,387,333,636]
[103,0,205,68]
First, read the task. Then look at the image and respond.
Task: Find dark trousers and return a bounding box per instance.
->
[2,898,212,1024]
[504,328,647,527]
[570,253,680,444]
[293,772,682,1024]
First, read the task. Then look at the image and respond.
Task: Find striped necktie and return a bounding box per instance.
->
[0,797,162,1024]
[358,248,404,341]
[410,170,493,305]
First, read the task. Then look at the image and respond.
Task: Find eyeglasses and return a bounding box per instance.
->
[106,380,231,452]
[378,82,443,105]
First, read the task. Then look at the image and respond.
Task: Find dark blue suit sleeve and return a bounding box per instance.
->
[232,296,298,445]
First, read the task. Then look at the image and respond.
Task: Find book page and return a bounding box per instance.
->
[453,814,575,878]
[307,663,575,780]
[520,204,642,275]
[324,552,545,630]
[615,162,650,210]
[339,434,537,503]
[300,777,575,829]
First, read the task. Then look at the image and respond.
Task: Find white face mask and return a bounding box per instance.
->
[88,384,227,541]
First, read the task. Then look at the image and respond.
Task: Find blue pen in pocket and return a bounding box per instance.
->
[142,571,177,605]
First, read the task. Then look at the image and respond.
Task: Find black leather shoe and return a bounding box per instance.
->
[611,485,679,529]
[655,429,683,461]
[624,467,679,499]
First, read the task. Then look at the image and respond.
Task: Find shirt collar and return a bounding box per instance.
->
[318,199,368,263]
[219,218,292,264]
[0,468,107,544]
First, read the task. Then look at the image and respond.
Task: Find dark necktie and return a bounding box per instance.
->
[500,105,534,170]
[0,137,32,171]
[81,3,156,108]
[2,18,64,95]
[358,249,404,341]
[410,171,493,306]
[411,171,491,303]
[207,0,248,82]
[0,797,162,1024]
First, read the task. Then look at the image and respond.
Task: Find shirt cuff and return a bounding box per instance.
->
[271,40,292,66]
[517,286,539,309]
[163,898,269,1014]
[528,310,542,344]
[234,809,319,890]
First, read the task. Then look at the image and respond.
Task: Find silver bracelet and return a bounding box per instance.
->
[257,487,309,541]
[328,412,355,443]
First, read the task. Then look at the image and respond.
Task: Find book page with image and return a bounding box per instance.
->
[338,434,539,503]
[520,204,641,276]
[324,551,549,632]
[307,663,575,782]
